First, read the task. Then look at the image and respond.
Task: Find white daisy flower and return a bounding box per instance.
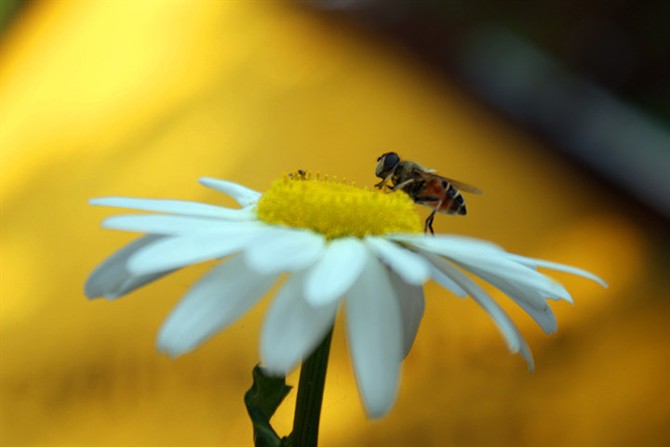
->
[85,173,606,418]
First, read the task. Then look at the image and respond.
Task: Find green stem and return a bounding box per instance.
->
[290,327,334,447]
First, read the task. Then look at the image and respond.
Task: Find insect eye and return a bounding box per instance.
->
[383,152,400,171]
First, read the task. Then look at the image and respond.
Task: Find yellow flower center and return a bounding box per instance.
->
[256,172,422,239]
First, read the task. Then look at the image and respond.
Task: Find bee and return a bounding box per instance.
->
[375,152,482,234]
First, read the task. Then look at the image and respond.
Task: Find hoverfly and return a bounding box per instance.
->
[375,152,482,234]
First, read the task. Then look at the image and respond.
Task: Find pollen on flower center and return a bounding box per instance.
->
[256,172,422,239]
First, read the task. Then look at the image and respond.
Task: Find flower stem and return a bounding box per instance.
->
[290,327,334,447]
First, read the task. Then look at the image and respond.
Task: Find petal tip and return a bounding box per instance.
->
[156,339,186,358]
[197,177,216,186]
[595,277,609,288]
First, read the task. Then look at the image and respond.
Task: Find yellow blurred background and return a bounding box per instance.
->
[2,2,668,446]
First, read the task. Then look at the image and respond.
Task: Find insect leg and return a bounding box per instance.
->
[374,174,393,189]
[425,212,435,235]
[391,178,415,191]
[419,197,442,235]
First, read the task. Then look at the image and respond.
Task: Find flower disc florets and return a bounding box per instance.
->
[256,172,422,239]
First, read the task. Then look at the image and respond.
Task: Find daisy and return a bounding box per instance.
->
[85,173,606,418]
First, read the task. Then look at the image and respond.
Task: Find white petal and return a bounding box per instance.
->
[90,197,255,220]
[507,254,608,287]
[127,225,265,275]
[157,256,278,356]
[407,236,573,302]
[365,237,431,285]
[454,256,573,303]
[472,268,558,334]
[260,271,338,375]
[304,238,367,306]
[392,234,503,254]
[85,235,174,299]
[244,228,326,275]
[110,271,178,300]
[103,215,258,235]
[345,255,403,418]
[420,245,571,302]
[198,177,261,207]
[434,260,535,370]
[420,251,468,298]
[388,271,425,357]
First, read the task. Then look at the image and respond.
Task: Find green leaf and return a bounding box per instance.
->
[244,364,292,447]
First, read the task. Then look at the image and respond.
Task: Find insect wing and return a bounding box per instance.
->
[413,170,481,195]
[442,177,482,195]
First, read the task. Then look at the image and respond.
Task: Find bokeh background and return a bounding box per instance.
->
[2,1,669,446]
